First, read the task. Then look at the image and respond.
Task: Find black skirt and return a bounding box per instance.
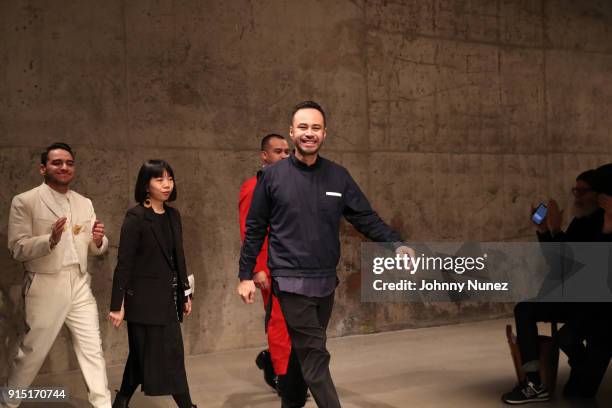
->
[123,321,189,396]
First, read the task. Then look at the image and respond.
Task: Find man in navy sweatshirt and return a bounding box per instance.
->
[237,101,414,408]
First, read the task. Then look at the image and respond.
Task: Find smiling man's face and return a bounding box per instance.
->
[40,148,75,187]
[290,108,326,158]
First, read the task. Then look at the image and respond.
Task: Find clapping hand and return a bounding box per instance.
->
[92,220,105,248]
[50,217,67,248]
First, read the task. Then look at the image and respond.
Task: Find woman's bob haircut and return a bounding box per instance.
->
[134,159,177,204]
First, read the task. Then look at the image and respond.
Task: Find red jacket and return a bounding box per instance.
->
[238,174,291,376]
[239,175,269,277]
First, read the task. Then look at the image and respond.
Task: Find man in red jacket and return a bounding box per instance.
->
[239,134,307,406]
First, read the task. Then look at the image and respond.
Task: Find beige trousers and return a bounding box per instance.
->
[2,265,111,408]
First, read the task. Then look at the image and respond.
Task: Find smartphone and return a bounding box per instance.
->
[532,203,547,225]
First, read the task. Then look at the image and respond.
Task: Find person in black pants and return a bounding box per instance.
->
[237,101,415,408]
[108,160,196,408]
[502,169,608,404]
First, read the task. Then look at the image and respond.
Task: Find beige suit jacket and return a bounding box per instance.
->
[7,183,108,274]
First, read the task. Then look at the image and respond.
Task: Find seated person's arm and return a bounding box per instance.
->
[534,199,566,242]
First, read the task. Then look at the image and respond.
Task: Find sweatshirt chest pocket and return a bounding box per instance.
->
[320,191,344,219]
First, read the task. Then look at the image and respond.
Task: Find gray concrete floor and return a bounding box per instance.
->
[26,318,611,407]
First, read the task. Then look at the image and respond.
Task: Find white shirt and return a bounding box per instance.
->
[44,183,80,268]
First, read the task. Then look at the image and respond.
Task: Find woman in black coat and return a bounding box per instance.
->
[109,160,196,408]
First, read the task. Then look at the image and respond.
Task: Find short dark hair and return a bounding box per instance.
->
[41,142,75,165]
[291,100,327,127]
[576,169,598,188]
[134,160,177,203]
[260,133,286,151]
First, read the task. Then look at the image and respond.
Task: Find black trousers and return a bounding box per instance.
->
[558,303,612,397]
[579,320,612,396]
[514,302,570,367]
[276,289,341,408]
[277,348,309,408]
[515,301,612,394]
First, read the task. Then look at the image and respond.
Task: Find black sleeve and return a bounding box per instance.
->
[238,171,271,280]
[342,170,403,244]
[174,209,192,299]
[110,211,141,311]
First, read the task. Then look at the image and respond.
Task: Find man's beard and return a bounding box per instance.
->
[574,202,599,218]
[45,173,72,186]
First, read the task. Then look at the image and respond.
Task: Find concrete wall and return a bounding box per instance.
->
[1,0,611,377]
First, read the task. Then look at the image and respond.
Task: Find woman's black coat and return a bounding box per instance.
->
[110,204,191,324]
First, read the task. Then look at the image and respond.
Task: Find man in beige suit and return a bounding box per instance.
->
[2,143,112,408]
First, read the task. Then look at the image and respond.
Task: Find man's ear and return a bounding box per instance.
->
[39,164,46,177]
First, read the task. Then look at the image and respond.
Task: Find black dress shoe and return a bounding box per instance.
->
[112,390,131,408]
[255,349,278,391]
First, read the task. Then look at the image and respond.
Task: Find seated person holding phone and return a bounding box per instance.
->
[502,169,607,404]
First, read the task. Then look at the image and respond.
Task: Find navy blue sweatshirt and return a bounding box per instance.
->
[238,153,403,280]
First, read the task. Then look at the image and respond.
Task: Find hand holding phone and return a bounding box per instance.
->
[531,203,549,233]
[531,203,547,225]
[546,199,563,232]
